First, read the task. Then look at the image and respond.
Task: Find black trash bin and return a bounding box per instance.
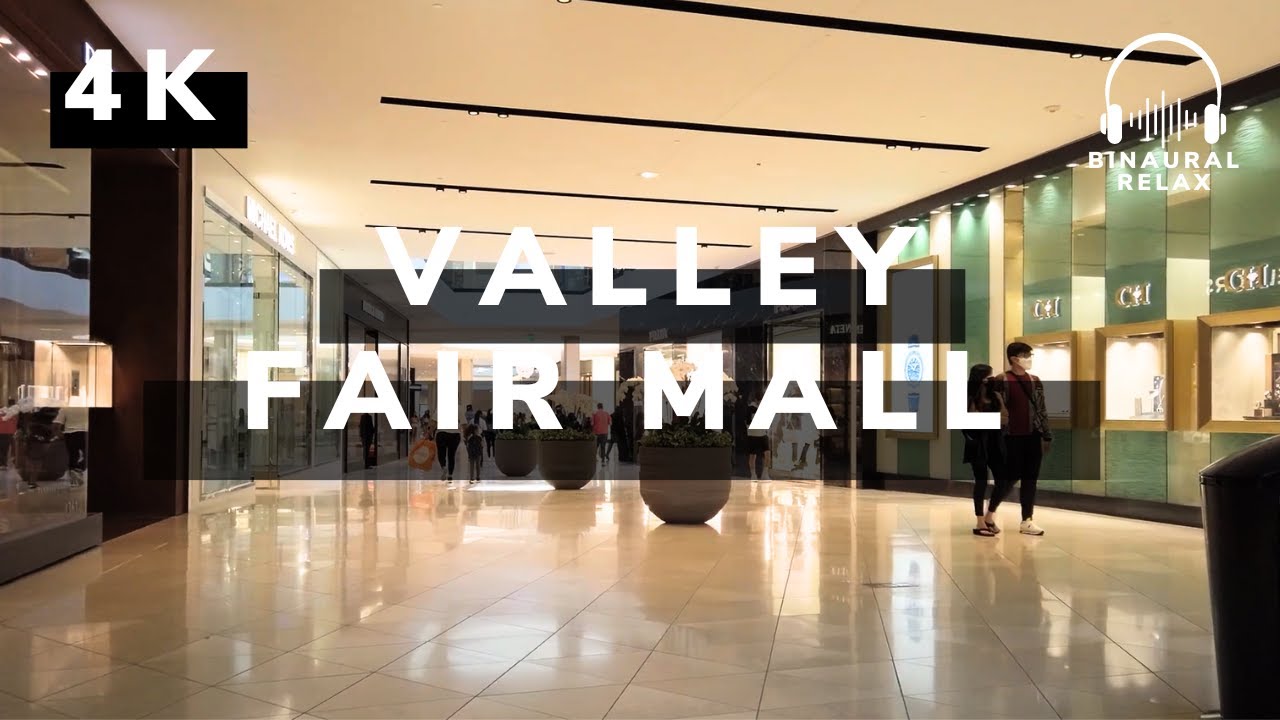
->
[1200,434,1280,719]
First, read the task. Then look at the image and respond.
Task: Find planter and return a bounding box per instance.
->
[538,439,596,490]
[638,446,732,524]
[495,438,538,477]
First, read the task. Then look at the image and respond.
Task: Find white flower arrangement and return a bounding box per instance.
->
[616,376,644,404]
[547,391,596,416]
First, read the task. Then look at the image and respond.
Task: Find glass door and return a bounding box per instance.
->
[766,312,824,481]
[276,259,312,475]
[200,202,277,496]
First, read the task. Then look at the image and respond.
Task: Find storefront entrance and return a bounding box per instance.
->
[766,312,824,481]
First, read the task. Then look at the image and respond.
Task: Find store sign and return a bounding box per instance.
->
[244,196,296,255]
[1114,282,1153,309]
[1031,297,1062,320]
[361,300,385,322]
[828,322,852,336]
[648,328,669,342]
[1207,264,1277,295]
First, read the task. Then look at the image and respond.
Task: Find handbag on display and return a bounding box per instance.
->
[408,438,437,472]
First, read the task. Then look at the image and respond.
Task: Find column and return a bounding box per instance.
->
[563,336,580,394]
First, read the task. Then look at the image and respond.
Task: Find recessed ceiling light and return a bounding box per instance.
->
[1005,184,1019,189]
[1069,52,1084,59]
[909,146,921,152]
[977,193,989,198]
[0,36,12,46]
[72,334,89,340]
[1230,104,1248,111]
[467,110,479,116]
[32,67,46,77]
[497,113,509,118]
[885,144,896,150]
[952,202,963,207]
[930,209,941,215]
[1100,55,1114,62]
[1066,162,1079,167]
[15,50,31,62]
[1034,174,1047,179]
[556,0,572,3]
[639,171,659,180]
[41,107,49,113]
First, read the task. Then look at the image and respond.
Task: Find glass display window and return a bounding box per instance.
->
[884,255,938,439]
[1015,331,1074,425]
[1197,308,1280,433]
[1097,321,1173,430]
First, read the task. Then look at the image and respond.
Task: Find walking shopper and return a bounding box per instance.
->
[483,409,496,457]
[592,403,611,464]
[464,423,484,484]
[746,397,770,482]
[962,364,1008,537]
[359,413,377,469]
[436,410,463,483]
[992,342,1052,535]
[0,398,17,468]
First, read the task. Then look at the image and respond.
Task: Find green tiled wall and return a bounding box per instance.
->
[1023,175,1073,333]
[1210,102,1280,313]
[897,439,931,478]
[951,202,991,363]
[1104,431,1168,502]
[1105,139,1167,326]
[899,219,930,263]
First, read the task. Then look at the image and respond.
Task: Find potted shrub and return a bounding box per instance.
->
[638,419,733,524]
[537,428,597,490]
[495,425,538,477]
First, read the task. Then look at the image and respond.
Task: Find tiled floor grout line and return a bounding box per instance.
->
[896,506,1063,719]
[753,490,804,720]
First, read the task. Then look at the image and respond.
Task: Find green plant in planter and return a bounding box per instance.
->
[496,425,538,440]
[638,423,732,448]
[537,428,594,442]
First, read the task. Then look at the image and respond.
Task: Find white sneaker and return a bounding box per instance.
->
[1019,519,1045,536]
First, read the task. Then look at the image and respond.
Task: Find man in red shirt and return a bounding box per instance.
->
[591,403,612,465]
[990,342,1052,536]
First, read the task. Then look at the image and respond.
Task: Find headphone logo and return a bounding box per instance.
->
[1100,33,1225,146]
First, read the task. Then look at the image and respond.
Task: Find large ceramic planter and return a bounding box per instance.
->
[538,439,596,490]
[495,438,538,477]
[638,446,732,524]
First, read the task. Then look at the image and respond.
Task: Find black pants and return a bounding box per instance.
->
[437,431,461,476]
[596,434,609,460]
[971,459,997,516]
[993,434,1043,520]
[65,431,87,471]
[483,430,496,457]
[362,437,376,468]
[0,434,11,467]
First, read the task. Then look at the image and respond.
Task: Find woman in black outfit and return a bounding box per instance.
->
[962,364,1008,536]
[359,413,377,468]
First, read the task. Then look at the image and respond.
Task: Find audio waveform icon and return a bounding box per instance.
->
[1127,91,1200,145]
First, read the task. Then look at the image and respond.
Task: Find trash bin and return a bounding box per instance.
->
[1200,434,1280,720]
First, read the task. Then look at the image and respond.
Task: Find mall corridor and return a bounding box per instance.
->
[0,468,1214,719]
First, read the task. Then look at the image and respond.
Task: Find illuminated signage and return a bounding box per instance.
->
[1031,297,1062,320]
[1115,282,1153,309]
[1207,264,1277,295]
[244,196,296,255]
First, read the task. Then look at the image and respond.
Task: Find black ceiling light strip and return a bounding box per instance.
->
[364,224,751,248]
[381,97,985,153]
[0,212,89,218]
[580,0,1196,66]
[370,179,837,213]
[0,161,66,169]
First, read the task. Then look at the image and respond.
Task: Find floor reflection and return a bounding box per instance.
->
[0,458,1217,719]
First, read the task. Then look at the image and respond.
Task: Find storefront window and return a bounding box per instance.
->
[198,198,315,496]
[0,30,92,538]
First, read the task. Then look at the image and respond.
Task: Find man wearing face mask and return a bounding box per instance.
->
[992,342,1051,535]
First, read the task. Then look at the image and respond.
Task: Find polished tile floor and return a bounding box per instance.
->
[0,459,1217,719]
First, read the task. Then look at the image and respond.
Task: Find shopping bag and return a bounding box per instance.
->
[409,438,437,472]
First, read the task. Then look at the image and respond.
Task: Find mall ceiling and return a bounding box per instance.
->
[88,0,1280,270]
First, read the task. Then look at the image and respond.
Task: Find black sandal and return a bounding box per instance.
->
[986,521,1001,534]
[972,527,997,537]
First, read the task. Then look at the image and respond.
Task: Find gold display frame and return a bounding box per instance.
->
[1096,320,1176,431]
[883,255,939,440]
[1196,307,1280,434]
[1014,330,1077,430]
